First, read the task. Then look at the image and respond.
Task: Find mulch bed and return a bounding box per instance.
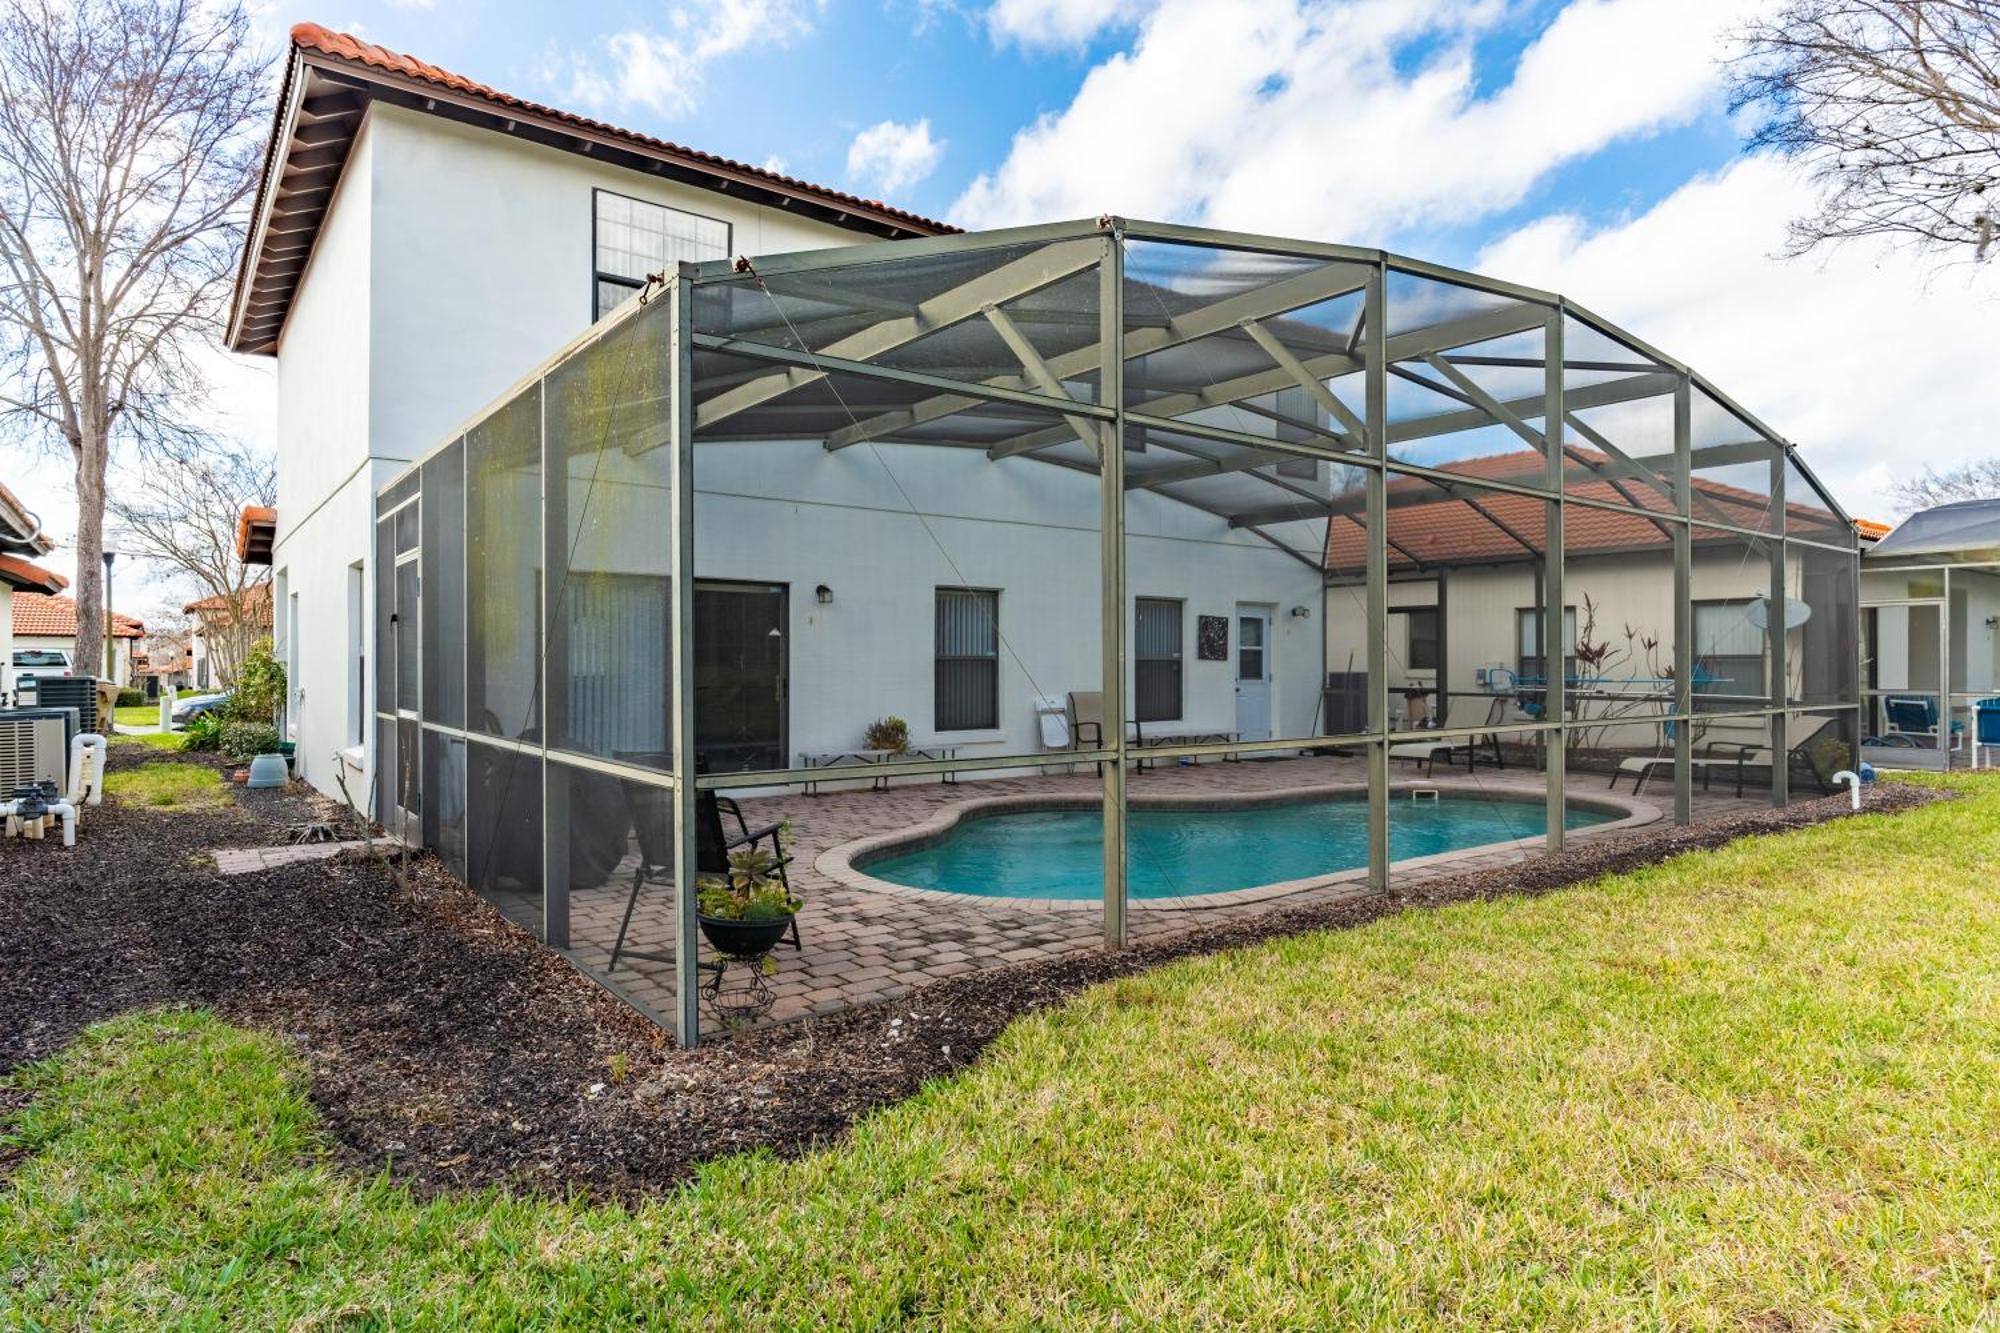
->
[0,745,1952,1201]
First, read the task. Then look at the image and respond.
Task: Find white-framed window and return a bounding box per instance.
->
[1692,598,1766,708]
[592,189,730,320]
[1515,605,1577,683]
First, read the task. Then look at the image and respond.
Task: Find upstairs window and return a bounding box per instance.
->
[593,190,730,320]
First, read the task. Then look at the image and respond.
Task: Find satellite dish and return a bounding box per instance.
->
[1745,597,1811,631]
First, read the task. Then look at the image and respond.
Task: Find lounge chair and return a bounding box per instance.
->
[608,783,796,971]
[1389,695,1508,777]
[1616,713,1840,799]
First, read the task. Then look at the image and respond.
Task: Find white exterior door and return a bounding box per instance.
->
[1235,607,1272,741]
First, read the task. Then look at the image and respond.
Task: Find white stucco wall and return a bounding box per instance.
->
[692,441,1324,762]
[271,102,873,798]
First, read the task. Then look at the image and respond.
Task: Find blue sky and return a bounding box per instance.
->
[7,0,1997,609]
[271,0,1746,257]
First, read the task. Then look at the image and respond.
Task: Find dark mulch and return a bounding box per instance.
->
[0,745,1952,1201]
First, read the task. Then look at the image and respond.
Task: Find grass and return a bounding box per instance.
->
[111,730,183,752]
[112,703,159,729]
[3,775,1998,1328]
[100,762,228,810]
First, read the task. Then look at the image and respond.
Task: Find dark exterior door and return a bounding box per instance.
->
[694,581,789,772]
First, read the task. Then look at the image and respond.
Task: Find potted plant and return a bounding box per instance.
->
[863,716,910,754]
[696,847,802,959]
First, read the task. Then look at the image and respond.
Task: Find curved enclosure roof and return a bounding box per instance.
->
[684,217,1857,563]
[1866,498,2000,563]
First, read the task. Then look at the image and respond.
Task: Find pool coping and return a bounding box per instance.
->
[815,781,1663,913]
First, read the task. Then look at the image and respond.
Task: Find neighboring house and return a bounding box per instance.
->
[1323,449,1863,750]
[1858,497,2000,766]
[138,634,196,696]
[185,581,275,692]
[229,24,955,796]
[1,480,66,701]
[9,593,146,688]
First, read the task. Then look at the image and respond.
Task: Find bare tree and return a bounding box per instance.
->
[0,0,267,676]
[1893,457,2000,512]
[108,433,272,684]
[1732,1,2000,258]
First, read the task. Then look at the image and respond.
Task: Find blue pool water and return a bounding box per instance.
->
[860,797,1614,901]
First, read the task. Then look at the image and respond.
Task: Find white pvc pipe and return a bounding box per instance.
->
[68,733,106,806]
[1832,769,1862,811]
[1,797,74,844]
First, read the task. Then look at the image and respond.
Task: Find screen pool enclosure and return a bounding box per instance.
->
[372,216,1862,1046]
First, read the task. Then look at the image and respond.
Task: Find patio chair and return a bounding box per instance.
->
[1884,695,1938,746]
[1066,691,1141,771]
[1388,695,1508,777]
[608,782,797,971]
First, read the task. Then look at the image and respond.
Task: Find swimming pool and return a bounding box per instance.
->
[856,796,1616,901]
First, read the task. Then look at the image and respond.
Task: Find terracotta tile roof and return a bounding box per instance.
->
[1854,518,1892,540]
[1325,449,1849,574]
[185,581,274,624]
[288,24,955,237]
[12,593,144,638]
[0,554,66,594]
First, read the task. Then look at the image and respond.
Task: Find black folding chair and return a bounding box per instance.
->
[609,784,798,971]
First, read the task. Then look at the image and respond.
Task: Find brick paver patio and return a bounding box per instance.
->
[531,751,1770,1038]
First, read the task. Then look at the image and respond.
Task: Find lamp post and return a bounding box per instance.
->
[102,550,117,685]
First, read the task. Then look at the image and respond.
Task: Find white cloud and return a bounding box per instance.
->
[568,0,821,118]
[955,0,1753,236]
[846,119,946,194]
[987,0,1153,49]
[1475,153,2000,516]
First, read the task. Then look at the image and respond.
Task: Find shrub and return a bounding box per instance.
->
[228,638,286,725]
[115,687,146,708]
[179,711,224,752]
[218,720,282,761]
[863,716,909,753]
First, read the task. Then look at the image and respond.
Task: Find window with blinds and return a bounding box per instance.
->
[592,190,729,320]
[1692,599,1766,709]
[1135,597,1183,722]
[1515,605,1577,684]
[935,587,998,731]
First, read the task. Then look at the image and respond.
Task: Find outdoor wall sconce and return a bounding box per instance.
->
[816,584,834,604]
[1288,605,1311,619]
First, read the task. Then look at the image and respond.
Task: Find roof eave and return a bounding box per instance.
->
[227,37,956,356]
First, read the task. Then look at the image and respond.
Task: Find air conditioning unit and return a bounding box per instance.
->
[0,712,67,792]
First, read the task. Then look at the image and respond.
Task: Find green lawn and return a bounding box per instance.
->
[100,762,227,810]
[111,730,182,751]
[112,703,160,729]
[4,775,1998,1328]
